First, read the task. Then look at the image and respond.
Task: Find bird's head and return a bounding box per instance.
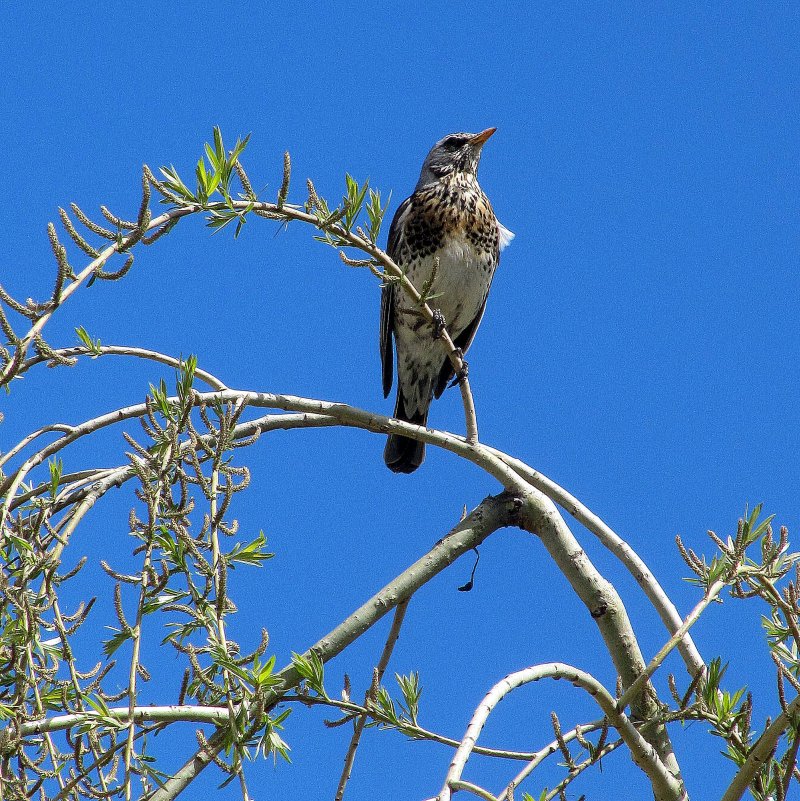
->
[415,128,496,190]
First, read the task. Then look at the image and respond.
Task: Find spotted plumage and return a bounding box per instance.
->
[381,129,513,473]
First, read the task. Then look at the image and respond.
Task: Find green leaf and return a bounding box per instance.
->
[213,126,225,166]
[103,626,133,657]
[396,672,422,723]
[206,170,221,196]
[374,687,398,724]
[159,165,195,201]
[366,187,391,242]
[340,173,369,232]
[149,378,173,420]
[229,133,251,164]
[196,157,207,187]
[176,354,197,406]
[48,457,63,499]
[205,141,221,172]
[227,531,274,568]
[740,503,774,546]
[75,325,102,355]
[250,655,279,690]
[84,694,111,717]
[255,714,292,764]
[291,651,327,697]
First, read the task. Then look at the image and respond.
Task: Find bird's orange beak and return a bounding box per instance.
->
[470,127,497,146]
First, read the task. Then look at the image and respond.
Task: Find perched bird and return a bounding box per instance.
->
[380,128,514,473]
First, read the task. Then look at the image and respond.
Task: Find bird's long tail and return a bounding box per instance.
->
[384,390,427,473]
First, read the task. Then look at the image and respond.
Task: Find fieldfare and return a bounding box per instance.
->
[380,128,514,473]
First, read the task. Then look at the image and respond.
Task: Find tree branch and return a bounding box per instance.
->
[144,493,517,801]
[516,493,684,793]
[616,579,725,714]
[16,344,229,389]
[2,389,529,523]
[496,718,607,799]
[335,600,409,801]
[720,693,800,801]
[438,663,684,801]
[19,705,232,736]
[489,447,706,680]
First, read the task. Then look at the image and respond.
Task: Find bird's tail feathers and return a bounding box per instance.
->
[384,392,427,474]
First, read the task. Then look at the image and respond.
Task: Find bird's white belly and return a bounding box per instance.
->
[428,235,488,337]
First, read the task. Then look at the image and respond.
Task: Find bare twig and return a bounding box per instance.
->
[497,719,607,800]
[542,738,623,800]
[15,344,228,390]
[616,579,726,714]
[335,600,410,801]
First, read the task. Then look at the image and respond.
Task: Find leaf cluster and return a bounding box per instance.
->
[674,506,800,800]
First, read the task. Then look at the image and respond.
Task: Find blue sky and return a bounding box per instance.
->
[2,2,799,798]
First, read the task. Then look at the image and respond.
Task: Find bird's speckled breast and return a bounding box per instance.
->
[393,173,499,340]
[395,173,500,265]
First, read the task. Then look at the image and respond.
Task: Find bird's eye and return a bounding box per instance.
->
[443,136,466,151]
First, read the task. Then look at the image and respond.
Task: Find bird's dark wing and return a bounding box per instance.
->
[386,196,411,258]
[434,291,490,399]
[380,283,395,397]
[380,196,412,398]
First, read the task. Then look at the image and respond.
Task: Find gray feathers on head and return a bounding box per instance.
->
[414,130,494,191]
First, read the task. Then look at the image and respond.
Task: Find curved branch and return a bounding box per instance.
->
[516,493,684,791]
[1,203,197,388]
[10,467,119,509]
[145,493,518,801]
[439,663,684,801]
[1,194,478,443]
[4,378,706,688]
[7,413,338,513]
[282,694,544,760]
[489,447,705,680]
[0,423,75,472]
[2,390,529,523]
[0,346,226,474]
[17,345,229,389]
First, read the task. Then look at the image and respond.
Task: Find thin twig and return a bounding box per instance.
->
[543,739,623,800]
[720,693,800,801]
[497,719,607,800]
[15,344,228,390]
[616,579,726,714]
[336,600,410,801]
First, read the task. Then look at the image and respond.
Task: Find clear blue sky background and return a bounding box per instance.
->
[1,3,798,799]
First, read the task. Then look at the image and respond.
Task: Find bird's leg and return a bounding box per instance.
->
[431,308,447,339]
[448,348,469,388]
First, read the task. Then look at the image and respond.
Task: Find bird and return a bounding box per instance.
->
[380,128,514,473]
